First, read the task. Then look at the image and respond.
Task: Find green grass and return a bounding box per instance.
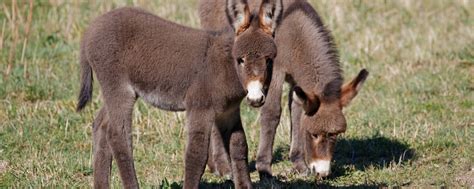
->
[0,0,473,188]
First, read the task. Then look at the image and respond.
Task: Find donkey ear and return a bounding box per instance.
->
[293,86,320,116]
[293,86,307,102]
[226,0,251,35]
[341,69,369,107]
[258,0,282,35]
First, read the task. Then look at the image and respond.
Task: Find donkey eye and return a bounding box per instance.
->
[266,12,273,19]
[237,58,244,65]
[327,133,338,139]
[311,134,318,139]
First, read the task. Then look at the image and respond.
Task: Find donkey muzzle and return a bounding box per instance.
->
[246,80,265,107]
[309,160,331,177]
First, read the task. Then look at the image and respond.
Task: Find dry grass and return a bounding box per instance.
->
[0,0,473,188]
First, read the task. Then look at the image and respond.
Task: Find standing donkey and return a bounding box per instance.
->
[199,0,368,178]
[76,0,282,188]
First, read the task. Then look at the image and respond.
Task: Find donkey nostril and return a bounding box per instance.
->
[247,95,265,107]
[259,95,265,103]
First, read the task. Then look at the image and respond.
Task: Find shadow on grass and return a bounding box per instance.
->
[333,136,414,172]
[250,135,414,175]
[159,136,413,188]
[161,179,384,189]
[249,135,411,187]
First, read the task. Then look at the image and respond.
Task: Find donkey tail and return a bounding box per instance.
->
[76,48,93,112]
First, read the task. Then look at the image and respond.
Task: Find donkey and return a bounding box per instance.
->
[199,0,368,178]
[76,0,282,188]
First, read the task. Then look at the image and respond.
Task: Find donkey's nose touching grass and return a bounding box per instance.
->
[296,69,369,178]
[309,159,331,177]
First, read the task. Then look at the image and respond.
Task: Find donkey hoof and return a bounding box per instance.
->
[258,170,273,181]
[212,170,232,178]
[213,170,232,180]
[292,163,307,174]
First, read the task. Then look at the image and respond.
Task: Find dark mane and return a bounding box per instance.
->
[284,1,343,100]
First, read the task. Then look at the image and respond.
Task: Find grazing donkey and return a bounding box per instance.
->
[199,0,368,178]
[76,0,282,188]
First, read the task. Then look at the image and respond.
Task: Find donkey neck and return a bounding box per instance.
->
[205,31,247,104]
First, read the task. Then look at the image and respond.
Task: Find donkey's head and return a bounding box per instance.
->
[293,69,369,177]
[226,0,281,107]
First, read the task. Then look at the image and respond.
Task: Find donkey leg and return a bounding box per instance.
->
[207,130,217,173]
[93,107,113,188]
[289,88,307,173]
[256,71,284,179]
[103,88,138,189]
[207,126,232,178]
[183,109,213,189]
[227,111,252,189]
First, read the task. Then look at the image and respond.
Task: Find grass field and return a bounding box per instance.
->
[0,0,473,188]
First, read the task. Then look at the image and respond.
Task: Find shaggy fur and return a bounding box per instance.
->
[77,0,282,188]
[199,0,368,178]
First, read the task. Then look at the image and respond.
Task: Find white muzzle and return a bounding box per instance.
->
[246,80,265,106]
[309,160,331,177]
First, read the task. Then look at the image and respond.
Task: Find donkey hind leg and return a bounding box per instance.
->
[288,88,307,173]
[226,110,252,189]
[93,107,113,188]
[256,71,284,179]
[207,126,232,178]
[183,109,213,189]
[103,87,138,189]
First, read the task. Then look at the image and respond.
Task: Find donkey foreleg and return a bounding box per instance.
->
[256,71,284,179]
[183,109,213,189]
[288,88,307,173]
[207,126,232,178]
[228,112,252,189]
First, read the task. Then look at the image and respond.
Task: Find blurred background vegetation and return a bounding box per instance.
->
[0,0,472,188]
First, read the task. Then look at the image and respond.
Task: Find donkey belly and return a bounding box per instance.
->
[134,87,186,111]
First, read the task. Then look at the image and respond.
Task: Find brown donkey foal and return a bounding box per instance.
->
[76,0,282,188]
[199,0,368,178]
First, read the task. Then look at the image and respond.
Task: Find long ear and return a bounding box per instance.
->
[341,69,369,107]
[293,86,320,116]
[258,0,282,35]
[226,0,251,35]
